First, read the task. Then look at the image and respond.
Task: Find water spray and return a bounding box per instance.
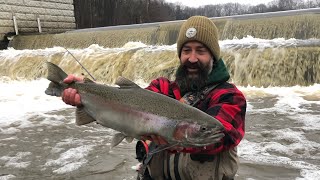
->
[63,47,96,81]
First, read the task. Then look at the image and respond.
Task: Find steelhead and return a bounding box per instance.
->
[45,62,224,148]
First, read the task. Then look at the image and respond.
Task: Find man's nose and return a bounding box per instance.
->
[188,51,198,63]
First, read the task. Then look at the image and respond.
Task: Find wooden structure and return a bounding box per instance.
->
[0,0,75,48]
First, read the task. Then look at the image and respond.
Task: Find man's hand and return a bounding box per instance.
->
[62,74,83,107]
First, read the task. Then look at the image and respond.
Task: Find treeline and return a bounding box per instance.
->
[74,0,320,28]
[177,0,320,18]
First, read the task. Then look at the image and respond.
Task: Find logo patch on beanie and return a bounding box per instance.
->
[186,27,197,38]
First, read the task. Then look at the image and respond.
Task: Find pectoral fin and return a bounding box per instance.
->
[76,107,95,125]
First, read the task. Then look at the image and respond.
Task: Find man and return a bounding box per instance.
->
[62,16,246,180]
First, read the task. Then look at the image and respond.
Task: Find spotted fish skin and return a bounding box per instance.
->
[45,62,224,148]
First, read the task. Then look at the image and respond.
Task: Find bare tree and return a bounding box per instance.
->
[250,4,268,13]
[73,0,320,29]
[314,0,320,6]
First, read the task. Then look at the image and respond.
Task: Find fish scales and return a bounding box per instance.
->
[45,62,225,148]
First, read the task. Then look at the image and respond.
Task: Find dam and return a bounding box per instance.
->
[0,8,319,87]
[7,8,320,50]
[0,0,75,49]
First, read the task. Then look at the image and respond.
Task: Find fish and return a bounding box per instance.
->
[45,62,225,148]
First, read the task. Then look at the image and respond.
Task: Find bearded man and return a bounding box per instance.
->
[62,16,246,180]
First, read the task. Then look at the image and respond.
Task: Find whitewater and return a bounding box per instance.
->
[0,37,319,180]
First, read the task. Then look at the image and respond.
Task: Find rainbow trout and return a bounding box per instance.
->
[45,62,224,148]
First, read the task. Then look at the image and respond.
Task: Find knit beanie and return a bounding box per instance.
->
[177,16,220,61]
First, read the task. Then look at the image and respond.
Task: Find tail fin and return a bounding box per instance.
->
[45,62,68,97]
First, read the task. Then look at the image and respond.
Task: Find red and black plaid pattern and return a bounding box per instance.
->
[146,77,181,100]
[146,78,246,155]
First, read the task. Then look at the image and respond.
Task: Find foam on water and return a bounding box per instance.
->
[0,152,32,169]
[44,145,94,174]
[0,78,69,127]
[0,174,16,180]
[240,84,320,114]
[292,114,320,130]
[220,35,320,49]
[297,170,320,180]
[2,36,319,60]
[237,85,320,179]
[238,139,320,180]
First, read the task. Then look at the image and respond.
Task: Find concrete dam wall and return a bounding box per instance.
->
[0,0,75,42]
[0,8,319,86]
[9,8,320,50]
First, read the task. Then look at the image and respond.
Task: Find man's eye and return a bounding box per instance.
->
[182,49,191,52]
[197,49,207,53]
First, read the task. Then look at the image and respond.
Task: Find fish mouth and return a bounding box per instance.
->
[174,122,225,147]
[184,131,225,147]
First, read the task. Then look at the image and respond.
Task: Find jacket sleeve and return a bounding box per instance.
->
[145,77,181,99]
[145,78,166,94]
[182,83,246,154]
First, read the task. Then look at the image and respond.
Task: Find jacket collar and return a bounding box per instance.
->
[206,58,230,85]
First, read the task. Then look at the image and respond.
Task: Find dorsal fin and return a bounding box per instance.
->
[115,76,140,89]
[83,77,95,83]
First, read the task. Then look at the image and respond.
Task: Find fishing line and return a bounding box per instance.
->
[63,47,96,81]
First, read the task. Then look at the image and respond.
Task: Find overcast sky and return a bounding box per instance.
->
[165,0,274,7]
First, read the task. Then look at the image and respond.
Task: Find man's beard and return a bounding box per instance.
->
[175,60,212,93]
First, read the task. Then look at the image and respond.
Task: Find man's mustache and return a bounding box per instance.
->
[184,60,203,70]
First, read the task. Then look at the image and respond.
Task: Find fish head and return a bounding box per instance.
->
[174,121,225,147]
